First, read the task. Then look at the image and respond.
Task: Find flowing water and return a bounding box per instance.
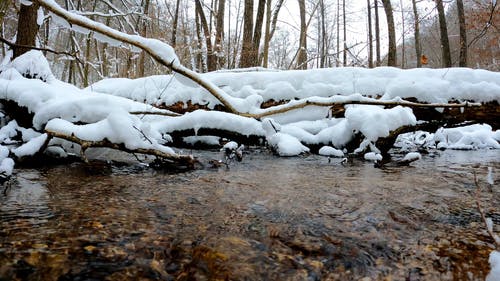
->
[0,149,499,280]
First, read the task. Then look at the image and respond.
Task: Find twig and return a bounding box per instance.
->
[474,171,500,248]
[0,36,84,65]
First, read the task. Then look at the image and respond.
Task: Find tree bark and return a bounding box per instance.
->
[381,0,396,66]
[374,0,381,66]
[171,0,181,48]
[214,0,226,68]
[262,0,272,67]
[137,0,151,78]
[252,0,266,66]
[13,2,41,59]
[435,0,451,67]
[239,0,254,68]
[342,0,347,66]
[411,0,422,68]
[367,0,373,68]
[319,0,327,68]
[456,0,467,67]
[297,0,308,69]
[195,0,216,71]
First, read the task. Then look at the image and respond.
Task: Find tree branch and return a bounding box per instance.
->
[44,129,196,168]
[242,98,481,120]
[0,36,84,65]
[36,0,239,114]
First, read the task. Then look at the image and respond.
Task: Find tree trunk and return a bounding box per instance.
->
[171,0,181,48]
[215,0,226,68]
[262,0,272,67]
[367,0,373,68]
[381,0,396,66]
[320,0,326,68]
[195,0,216,71]
[239,0,254,68]
[13,2,40,59]
[252,0,266,66]
[297,0,307,69]
[336,0,340,66]
[435,0,451,67]
[456,0,467,67]
[399,0,405,68]
[374,0,381,66]
[342,0,347,66]
[411,0,422,68]
[137,0,151,78]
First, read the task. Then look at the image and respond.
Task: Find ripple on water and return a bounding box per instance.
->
[0,172,54,229]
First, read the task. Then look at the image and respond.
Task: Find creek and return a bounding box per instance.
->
[0,149,499,280]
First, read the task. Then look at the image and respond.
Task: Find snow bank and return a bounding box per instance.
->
[90,67,500,110]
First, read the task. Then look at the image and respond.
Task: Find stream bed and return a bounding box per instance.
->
[0,149,499,280]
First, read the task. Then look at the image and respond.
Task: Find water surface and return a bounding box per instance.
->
[0,149,499,280]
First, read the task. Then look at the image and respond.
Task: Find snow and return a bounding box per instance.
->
[10,50,55,82]
[434,124,500,150]
[346,105,416,141]
[487,251,500,281]
[487,167,494,185]
[319,146,344,157]
[396,125,500,151]
[0,50,499,165]
[91,67,500,111]
[12,134,48,157]
[402,152,421,162]
[0,157,14,176]
[267,132,310,156]
[364,152,383,161]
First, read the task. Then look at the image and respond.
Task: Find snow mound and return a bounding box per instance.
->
[364,152,383,161]
[346,105,416,141]
[10,50,54,82]
[402,152,421,162]
[435,124,500,150]
[319,146,344,157]
[267,132,310,156]
[396,125,500,151]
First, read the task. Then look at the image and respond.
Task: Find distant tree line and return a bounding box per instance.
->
[1,0,498,87]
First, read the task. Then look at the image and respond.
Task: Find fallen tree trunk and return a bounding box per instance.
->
[44,129,197,168]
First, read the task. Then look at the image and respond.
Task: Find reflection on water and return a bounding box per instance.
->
[0,149,499,280]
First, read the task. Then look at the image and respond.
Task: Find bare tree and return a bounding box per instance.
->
[171,0,181,47]
[374,0,381,66]
[367,0,373,68]
[252,0,266,66]
[435,0,451,67]
[456,0,467,67]
[215,0,226,68]
[342,0,347,66]
[381,0,396,66]
[411,0,422,68]
[297,0,308,69]
[195,0,216,71]
[239,0,254,68]
[137,0,151,78]
[13,2,40,59]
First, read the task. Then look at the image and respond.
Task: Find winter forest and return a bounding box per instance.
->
[0,0,499,280]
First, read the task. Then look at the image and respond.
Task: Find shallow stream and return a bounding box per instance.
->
[0,149,499,280]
